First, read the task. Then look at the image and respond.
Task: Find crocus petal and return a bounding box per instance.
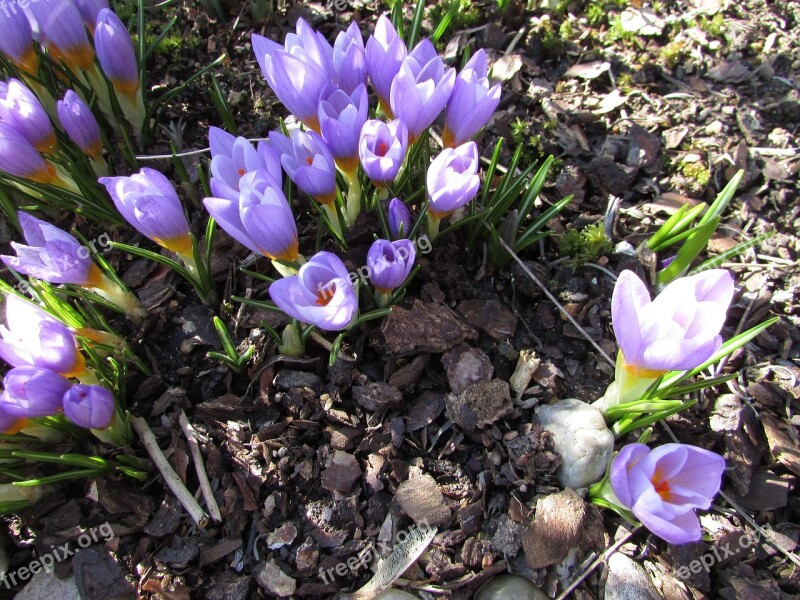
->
[63,384,115,429]
[609,443,650,508]
[635,506,702,545]
[203,196,261,254]
[57,90,102,157]
[94,9,139,94]
[611,270,651,365]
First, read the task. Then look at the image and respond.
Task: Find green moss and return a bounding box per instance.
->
[679,161,710,187]
[616,71,634,93]
[699,13,725,38]
[558,222,613,269]
[661,40,690,69]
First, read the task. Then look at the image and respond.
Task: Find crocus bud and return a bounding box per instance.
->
[74,0,110,31]
[62,384,115,429]
[365,15,407,117]
[99,168,193,258]
[208,126,281,200]
[269,251,358,331]
[319,84,369,177]
[388,198,412,239]
[238,171,299,261]
[390,39,455,144]
[0,122,56,185]
[57,90,103,158]
[252,19,334,132]
[1,366,72,418]
[427,142,480,218]
[443,50,502,148]
[333,22,367,95]
[0,7,37,74]
[0,79,56,153]
[0,212,101,285]
[612,269,734,375]
[367,239,415,306]
[0,294,87,378]
[609,443,725,544]
[28,0,94,71]
[358,119,408,186]
[94,8,140,97]
[270,129,337,205]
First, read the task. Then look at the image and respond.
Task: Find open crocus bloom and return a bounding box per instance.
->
[610,443,725,544]
[0,213,101,285]
[367,239,416,295]
[389,39,455,144]
[1,366,72,418]
[269,251,357,331]
[595,269,735,413]
[612,269,734,375]
[208,127,281,199]
[443,49,502,148]
[270,129,337,205]
[100,168,193,258]
[359,119,408,186]
[0,295,86,378]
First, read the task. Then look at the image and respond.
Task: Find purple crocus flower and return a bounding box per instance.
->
[365,15,407,118]
[443,49,502,148]
[388,198,412,239]
[319,84,369,177]
[0,6,37,74]
[63,384,115,429]
[94,8,140,97]
[208,127,282,200]
[612,269,735,375]
[0,79,57,153]
[0,122,56,184]
[0,405,25,434]
[74,0,110,31]
[252,19,334,132]
[367,239,416,294]
[0,366,72,418]
[0,212,102,285]
[57,90,103,158]
[270,129,337,205]
[0,294,86,378]
[269,251,358,331]
[610,443,725,544]
[427,141,480,218]
[99,168,193,258]
[205,170,298,260]
[389,39,455,144]
[333,22,367,95]
[358,119,408,186]
[27,0,94,71]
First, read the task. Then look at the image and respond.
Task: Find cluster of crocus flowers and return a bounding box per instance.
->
[0,294,115,434]
[249,15,501,235]
[0,1,144,133]
[594,269,735,414]
[0,212,145,319]
[592,442,726,544]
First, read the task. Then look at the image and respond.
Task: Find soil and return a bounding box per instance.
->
[1,1,799,599]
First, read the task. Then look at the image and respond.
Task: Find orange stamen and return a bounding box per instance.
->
[316,283,335,306]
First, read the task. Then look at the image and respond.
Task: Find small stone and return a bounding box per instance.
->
[604,553,662,600]
[256,560,296,598]
[536,398,614,489]
[388,354,430,391]
[378,299,474,356]
[442,344,494,394]
[445,379,513,431]
[626,124,661,168]
[273,370,323,395]
[15,571,81,600]
[352,382,403,411]
[476,575,548,600]
[321,451,361,494]
[267,522,298,549]
[395,469,451,526]
[457,299,517,341]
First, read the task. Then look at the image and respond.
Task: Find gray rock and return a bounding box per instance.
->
[273,370,323,394]
[536,398,614,489]
[604,553,662,600]
[256,560,296,597]
[15,571,81,600]
[476,575,548,600]
[441,343,493,394]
